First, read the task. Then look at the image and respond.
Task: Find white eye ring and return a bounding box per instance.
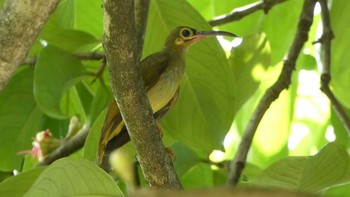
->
[180,28,193,39]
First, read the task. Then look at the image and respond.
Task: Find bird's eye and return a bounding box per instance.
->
[181,29,191,37]
[180,28,194,39]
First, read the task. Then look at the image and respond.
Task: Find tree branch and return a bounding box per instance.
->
[209,0,288,26]
[38,126,90,166]
[103,0,182,189]
[226,0,317,186]
[134,0,150,61]
[21,52,106,66]
[131,187,322,197]
[0,0,60,92]
[317,0,350,135]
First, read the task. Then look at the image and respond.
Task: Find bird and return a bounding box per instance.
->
[98,26,236,163]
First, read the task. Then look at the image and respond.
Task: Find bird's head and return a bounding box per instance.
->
[164,26,237,50]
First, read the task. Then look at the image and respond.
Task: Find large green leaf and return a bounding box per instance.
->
[261,0,303,64]
[181,163,213,189]
[34,46,87,119]
[230,33,271,114]
[172,143,200,177]
[252,142,350,192]
[0,167,45,197]
[147,0,235,151]
[41,29,99,52]
[75,0,103,38]
[25,158,122,196]
[0,67,43,171]
[329,0,350,109]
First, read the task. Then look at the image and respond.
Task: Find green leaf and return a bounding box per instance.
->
[34,46,87,119]
[324,183,350,197]
[83,110,105,162]
[331,108,350,147]
[147,0,235,151]
[330,0,350,109]
[75,0,103,38]
[0,167,45,197]
[181,163,213,189]
[25,158,122,196]
[60,86,87,122]
[172,143,199,176]
[41,29,99,52]
[0,67,43,171]
[51,0,75,29]
[261,0,303,65]
[297,53,317,71]
[0,171,13,182]
[89,86,111,124]
[230,33,271,114]
[252,142,350,192]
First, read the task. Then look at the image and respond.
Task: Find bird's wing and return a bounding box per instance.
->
[140,51,170,91]
[98,100,124,162]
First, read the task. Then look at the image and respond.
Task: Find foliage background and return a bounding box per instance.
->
[0,0,350,196]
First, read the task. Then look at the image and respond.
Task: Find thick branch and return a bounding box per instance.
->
[209,0,288,26]
[38,126,90,166]
[317,0,350,135]
[103,0,182,189]
[0,0,60,92]
[227,0,317,186]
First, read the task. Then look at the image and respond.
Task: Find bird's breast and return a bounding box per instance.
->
[147,66,184,113]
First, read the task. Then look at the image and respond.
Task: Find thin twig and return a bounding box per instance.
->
[209,0,288,26]
[22,51,105,66]
[317,0,350,135]
[38,126,90,166]
[226,0,317,186]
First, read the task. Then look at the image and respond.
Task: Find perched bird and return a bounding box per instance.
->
[98,26,236,163]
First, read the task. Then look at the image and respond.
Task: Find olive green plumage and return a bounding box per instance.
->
[98,26,236,162]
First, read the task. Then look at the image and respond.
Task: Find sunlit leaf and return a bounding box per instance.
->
[75,0,103,38]
[297,53,317,71]
[330,0,350,109]
[25,158,122,196]
[230,33,271,114]
[324,183,350,197]
[252,142,350,192]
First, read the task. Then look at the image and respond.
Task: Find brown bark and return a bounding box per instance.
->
[0,0,60,92]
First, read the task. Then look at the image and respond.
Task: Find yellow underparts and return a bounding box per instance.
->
[147,69,180,113]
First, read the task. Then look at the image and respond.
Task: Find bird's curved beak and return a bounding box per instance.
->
[197,30,237,38]
[190,30,237,44]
